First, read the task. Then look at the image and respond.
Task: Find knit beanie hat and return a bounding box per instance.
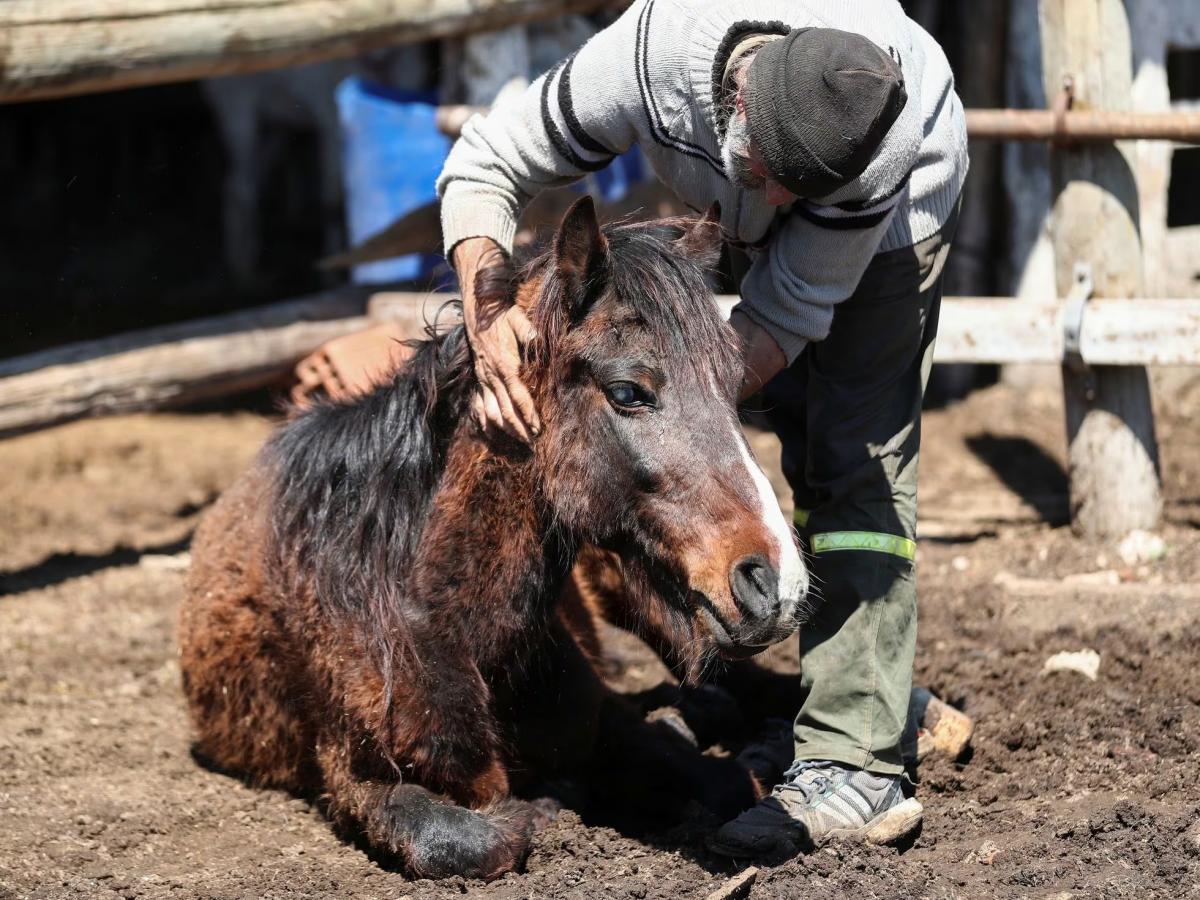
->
[743,28,907,198]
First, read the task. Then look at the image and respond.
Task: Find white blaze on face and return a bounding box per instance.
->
[733,425,807,604]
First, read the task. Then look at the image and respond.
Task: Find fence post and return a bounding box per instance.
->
[1039,0,1162,537]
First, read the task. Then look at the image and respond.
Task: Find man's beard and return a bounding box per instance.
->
[721,111,765,190]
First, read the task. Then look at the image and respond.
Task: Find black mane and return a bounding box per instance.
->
[269,321,473,669]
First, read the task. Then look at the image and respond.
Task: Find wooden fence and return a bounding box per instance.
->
[2,0,1197,540]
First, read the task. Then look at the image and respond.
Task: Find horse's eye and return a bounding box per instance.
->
[606,381,655,410]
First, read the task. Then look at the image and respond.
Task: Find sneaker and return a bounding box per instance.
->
[708,761,923,858]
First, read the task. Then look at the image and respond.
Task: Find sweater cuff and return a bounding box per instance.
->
[440,190,519,259]
[733,300,811,366]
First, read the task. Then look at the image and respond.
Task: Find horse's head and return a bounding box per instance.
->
[522,197,809,674]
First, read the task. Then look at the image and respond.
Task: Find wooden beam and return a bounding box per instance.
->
[929,296,1200,366]
[0,0,622,104]
[1041,0,1162,537]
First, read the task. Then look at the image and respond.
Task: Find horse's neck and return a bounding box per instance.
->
[408,428,573,671]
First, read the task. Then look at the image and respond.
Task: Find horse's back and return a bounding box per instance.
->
[179,458,318,790]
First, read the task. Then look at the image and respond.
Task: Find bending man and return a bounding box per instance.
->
[437,0,967,856]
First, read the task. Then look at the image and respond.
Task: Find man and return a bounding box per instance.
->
[433,0,966,857]
[312,0,967,857]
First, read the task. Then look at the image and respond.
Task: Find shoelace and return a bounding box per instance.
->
[774,760,840,802]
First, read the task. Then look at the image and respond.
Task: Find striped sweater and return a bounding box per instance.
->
[436,0,968,362]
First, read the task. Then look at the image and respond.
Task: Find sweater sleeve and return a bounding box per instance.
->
[436,2,645,257]
[735,188,906,364]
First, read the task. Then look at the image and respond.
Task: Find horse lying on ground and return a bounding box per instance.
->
[179,198,810,880]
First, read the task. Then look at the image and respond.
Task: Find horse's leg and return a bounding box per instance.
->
[528,605,762,822]
[500,616,606,800]
[585,690,763,825]
[310,631,546,880]
[314,734,536,881]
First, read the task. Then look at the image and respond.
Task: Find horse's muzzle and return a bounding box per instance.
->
[699,554,807,656]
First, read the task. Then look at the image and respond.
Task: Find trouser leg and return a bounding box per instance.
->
[761,209,958,776]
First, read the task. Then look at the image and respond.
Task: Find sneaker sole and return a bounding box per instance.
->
[816,797,925,847]
[706,798,924,858]
[861,797,923,845]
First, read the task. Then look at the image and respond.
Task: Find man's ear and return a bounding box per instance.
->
[554,195,609,319]
[673,202,724,272]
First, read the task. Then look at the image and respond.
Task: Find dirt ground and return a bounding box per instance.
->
[2,371,1199,899]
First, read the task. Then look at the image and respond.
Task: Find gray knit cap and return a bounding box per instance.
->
[744,28,907,198]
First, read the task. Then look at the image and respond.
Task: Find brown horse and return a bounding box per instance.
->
[178,198,809,880]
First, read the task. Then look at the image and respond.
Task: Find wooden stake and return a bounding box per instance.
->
[1040,0,1162,537]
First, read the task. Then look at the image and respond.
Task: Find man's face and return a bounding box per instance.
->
[744,140,801,207]
[724,96,800,207]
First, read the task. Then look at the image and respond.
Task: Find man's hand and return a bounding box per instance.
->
[731,310,787,402]
[453,237,540,443]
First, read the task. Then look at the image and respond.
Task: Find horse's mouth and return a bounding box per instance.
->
[692,594,777,660]
[718,642,770,661]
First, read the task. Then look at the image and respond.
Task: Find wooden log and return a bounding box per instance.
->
[0,0,622,105]
[0,288,376,437]
[963,107,1200,141]
[1040,0,1162,537]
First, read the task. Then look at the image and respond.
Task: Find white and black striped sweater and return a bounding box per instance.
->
[436,0,968,362]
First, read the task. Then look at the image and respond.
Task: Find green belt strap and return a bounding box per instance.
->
[793,507,811,528]
[810,530,917,561]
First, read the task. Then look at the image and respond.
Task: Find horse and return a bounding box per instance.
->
[178,197,810,881]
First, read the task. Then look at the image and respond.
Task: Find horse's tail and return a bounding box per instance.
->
[338,783,538,881]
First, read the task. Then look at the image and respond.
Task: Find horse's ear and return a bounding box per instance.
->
[554,195,609,318]
[674,202,724,272]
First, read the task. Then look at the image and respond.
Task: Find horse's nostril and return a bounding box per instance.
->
[730,555,780,621]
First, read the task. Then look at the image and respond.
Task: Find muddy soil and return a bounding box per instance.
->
[2,375,1199,899]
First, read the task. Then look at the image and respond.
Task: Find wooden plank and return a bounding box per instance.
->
[963,107,1200,141]
[1083,299,1200,366]
[932,297,1062,364]
[0,0,622,104]
[1041,0,1162,537]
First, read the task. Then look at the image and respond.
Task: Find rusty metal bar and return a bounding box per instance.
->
[964,108,1200,143]
[436,103,1200,143]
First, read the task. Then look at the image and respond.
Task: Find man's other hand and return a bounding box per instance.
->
[731,310,787,402]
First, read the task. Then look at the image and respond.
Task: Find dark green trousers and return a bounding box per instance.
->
[761,206,958,776]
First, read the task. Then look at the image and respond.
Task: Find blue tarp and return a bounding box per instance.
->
[338,77,648,287]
